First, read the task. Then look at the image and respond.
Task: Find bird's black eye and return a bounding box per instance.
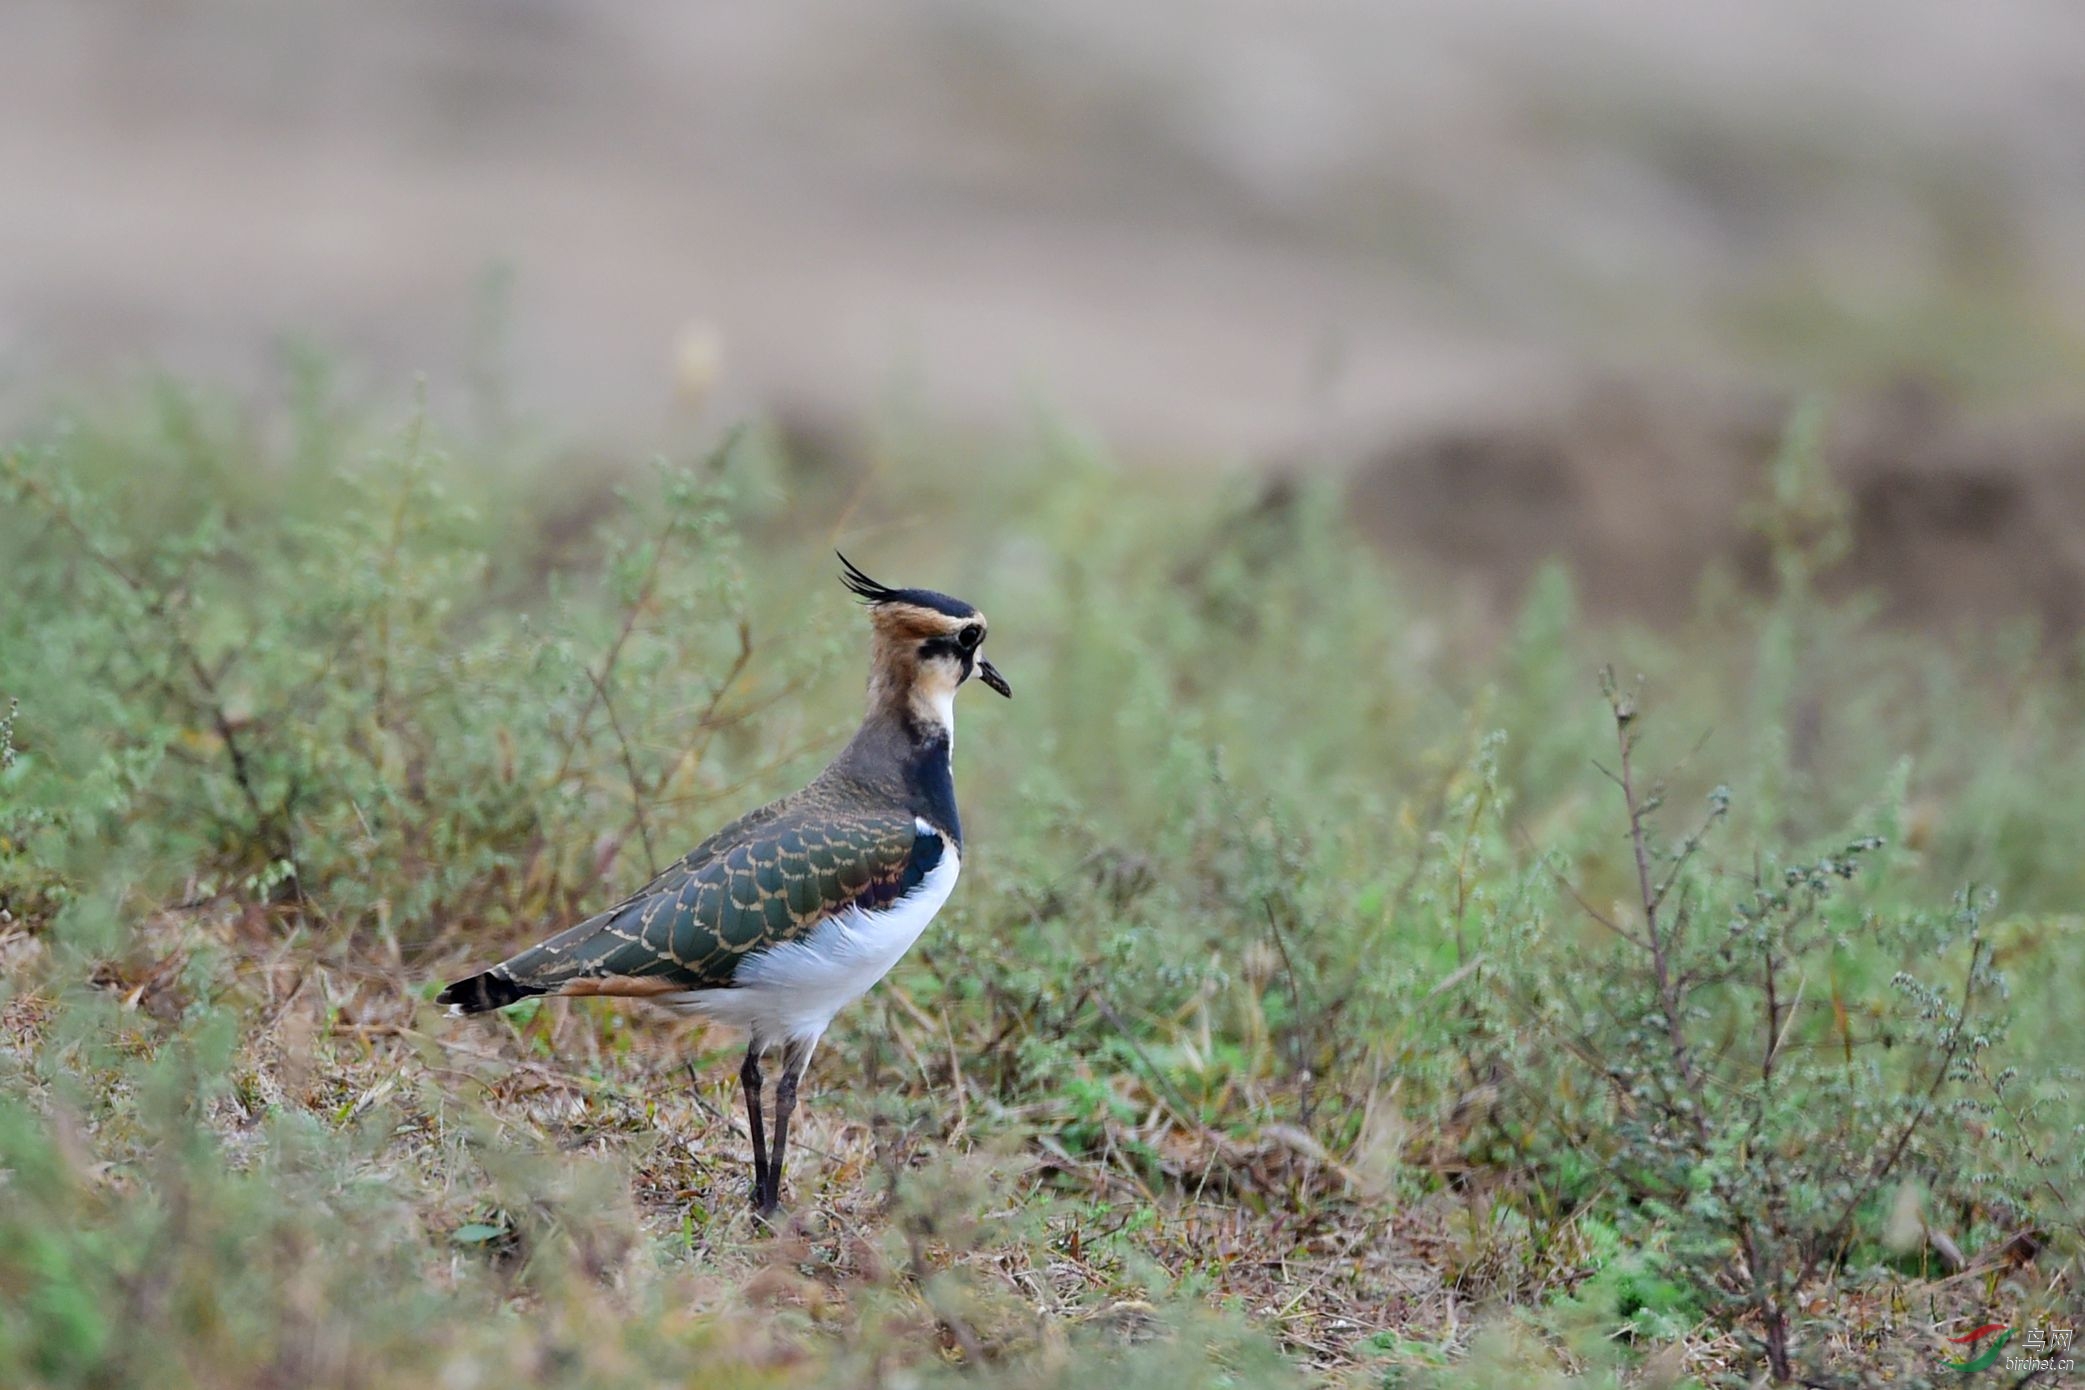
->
[957,624,983,650]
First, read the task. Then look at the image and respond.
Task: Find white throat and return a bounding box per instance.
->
[922,684,956,745]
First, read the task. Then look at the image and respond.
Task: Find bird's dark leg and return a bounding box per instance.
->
[739,1043,771,1212]
[760,1039,810,1216]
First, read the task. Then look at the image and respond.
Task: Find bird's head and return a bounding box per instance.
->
[839,553,1010,732]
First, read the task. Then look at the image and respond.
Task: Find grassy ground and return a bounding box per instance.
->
[1,380,2079,1388]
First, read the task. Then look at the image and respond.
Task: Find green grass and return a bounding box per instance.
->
[0,376,2079,1388]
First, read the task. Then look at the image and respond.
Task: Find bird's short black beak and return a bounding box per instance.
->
[977,657,1012,698]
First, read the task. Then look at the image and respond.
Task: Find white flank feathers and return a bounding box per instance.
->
[659,819,959,1059]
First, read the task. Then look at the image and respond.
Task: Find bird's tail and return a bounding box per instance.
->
[435,968,549,1016]
[438,905,688,1016]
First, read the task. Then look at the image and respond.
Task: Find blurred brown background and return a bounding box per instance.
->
[7,0,2085,621]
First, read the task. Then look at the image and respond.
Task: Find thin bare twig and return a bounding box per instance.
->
[10,463,300,886]
[1260,899,1316,1131]
[1601,675,1788,1380]
[652,619,757,810]
[1794,937,1986,1294]
[548,511,678,790]
[584,665,659,878]
[1650,787,1727,918]
[1450,782,1490,966]
[1092,991,1221,1153]
[1513,820,1645,949]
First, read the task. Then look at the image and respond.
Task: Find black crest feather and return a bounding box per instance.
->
[837,552,901,605]
[835,552,978,619]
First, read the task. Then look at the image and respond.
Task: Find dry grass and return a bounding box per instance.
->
[1,387,2079,1388]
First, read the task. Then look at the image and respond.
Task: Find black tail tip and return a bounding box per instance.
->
[435,970,547,1015]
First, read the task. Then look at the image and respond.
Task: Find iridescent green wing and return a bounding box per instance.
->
[490,804,941,993]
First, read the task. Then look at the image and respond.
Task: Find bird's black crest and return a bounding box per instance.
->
[836,552,978,618]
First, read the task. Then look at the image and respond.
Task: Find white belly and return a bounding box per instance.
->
[662,832,959,1050]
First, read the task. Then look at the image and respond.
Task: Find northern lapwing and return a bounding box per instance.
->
[438,555,1010,1216]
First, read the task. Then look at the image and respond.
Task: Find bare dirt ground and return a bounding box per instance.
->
[7,0,2085,618]
[1349,375,2085,630]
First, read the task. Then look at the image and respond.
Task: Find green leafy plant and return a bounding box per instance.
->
[0,377,2077,1390]
[1487,676,2008,1384]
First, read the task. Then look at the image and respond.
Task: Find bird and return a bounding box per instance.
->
[437,554,1011,1217]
